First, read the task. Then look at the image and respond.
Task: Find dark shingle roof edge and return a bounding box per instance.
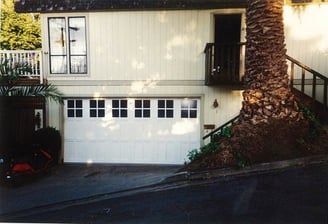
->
[15,0,247,13]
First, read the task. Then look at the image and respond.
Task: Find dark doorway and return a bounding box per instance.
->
[214,14,242,84]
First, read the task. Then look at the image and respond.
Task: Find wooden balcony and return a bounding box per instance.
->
[0,50,43,84]
[204,42,245,86]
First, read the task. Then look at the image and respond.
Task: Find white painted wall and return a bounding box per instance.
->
[42,9,245,149]
[284,4,328,77]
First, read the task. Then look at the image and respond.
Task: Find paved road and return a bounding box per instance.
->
[3,163,328,224]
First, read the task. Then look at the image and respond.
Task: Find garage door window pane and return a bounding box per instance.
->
[90,100,96,108]
[68,110,75,117]
[76,100,82,108]
[190,110,197,118]
[121,109,128,117]
[67,99,83,118]
[181,110,189,118]
[167,100,174,108]
[158,100,174,118]
[181,100,197,118]
[68,100,74,108]
[167,110,174,118]
[135,100,150,118]
[98,109,105,117]
[158,110,165,118]
[98,100,105,108]
[158,100,165,108]
[76,109,83,117]
[112,100,128,118]
[112,109,119,117]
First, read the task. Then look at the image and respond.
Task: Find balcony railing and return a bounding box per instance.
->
[0,50,43,84]
[204,42,245,86]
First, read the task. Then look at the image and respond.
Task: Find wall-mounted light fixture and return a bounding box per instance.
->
[213,99,219,108]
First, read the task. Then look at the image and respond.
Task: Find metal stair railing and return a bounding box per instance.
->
[203,115,240,142]
[287,55,328,111]
[203,55,328,142]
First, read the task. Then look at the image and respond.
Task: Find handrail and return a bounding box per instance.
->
[286,55,328,110]
[203,42,215,53]
[286,55,327,81]
[203,115,240,141]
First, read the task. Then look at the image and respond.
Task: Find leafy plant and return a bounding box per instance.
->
[299,103,323,141]
[0,59,63,103]
[221,126,232,138]
[235,152,250,169]
[187,142,221,162]
[1,0,41,50]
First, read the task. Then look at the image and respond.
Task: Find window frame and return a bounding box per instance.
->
[181,99,198,118]
[157,99,174,118]
[48,16,88,76]
[89,99,105,118]
[66,99,83,118]
[112,99,128,118]
[135,99,151,118]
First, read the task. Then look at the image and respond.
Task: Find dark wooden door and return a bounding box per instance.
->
[214,14,242,84]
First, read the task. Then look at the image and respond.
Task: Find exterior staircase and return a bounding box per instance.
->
[204,55,328,142]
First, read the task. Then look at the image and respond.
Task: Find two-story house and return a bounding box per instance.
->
[14,0,328,164]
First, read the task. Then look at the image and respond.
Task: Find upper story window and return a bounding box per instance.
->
[48,17,87,75]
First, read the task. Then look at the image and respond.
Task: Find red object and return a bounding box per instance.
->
[12,163,34,172]
[40,149,52,160]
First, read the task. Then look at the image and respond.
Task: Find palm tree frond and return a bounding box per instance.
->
[10,85,63,103]
[1,58,63,103]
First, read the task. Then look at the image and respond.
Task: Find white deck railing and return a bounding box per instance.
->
[0,50,43,84]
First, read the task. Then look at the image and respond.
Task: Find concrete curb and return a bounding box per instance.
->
[163,154,328,184]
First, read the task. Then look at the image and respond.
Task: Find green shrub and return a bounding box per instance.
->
[221,126,232,138]
[235,152,250,169]
[187,142,221,162]
[299,103,323,141]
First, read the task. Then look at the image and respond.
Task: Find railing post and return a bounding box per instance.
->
[324,79,327,109]
[290,61,294,88]
[312,74,316,100]
[301,68,305,93]
[39,51,43,84]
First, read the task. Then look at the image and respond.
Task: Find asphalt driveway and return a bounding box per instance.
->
[0,164,181,215]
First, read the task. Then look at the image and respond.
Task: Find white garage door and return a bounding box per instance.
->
[64,98,200,164]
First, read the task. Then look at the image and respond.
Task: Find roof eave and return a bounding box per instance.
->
[15,0,247,13]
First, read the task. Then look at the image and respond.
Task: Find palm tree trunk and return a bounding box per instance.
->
[241,0,303,124]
